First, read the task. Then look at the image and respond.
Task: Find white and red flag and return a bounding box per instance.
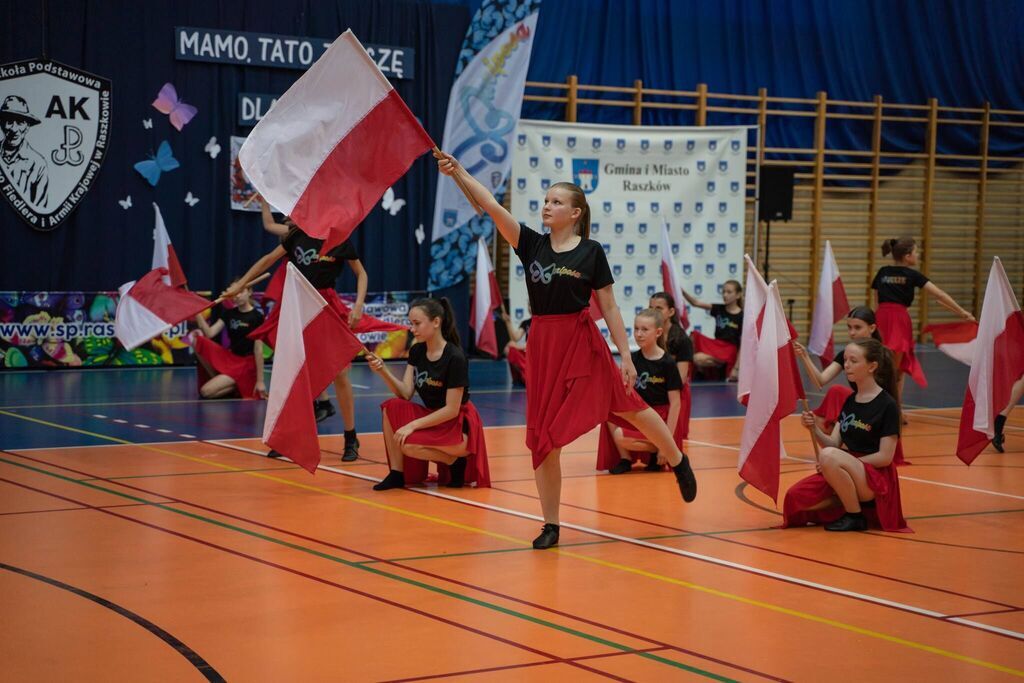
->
[114,268,210,350]
[470,237,502,358]
[738,255,769,405]
[738,281,803,501]
[262,263,364,473]
[807,240,849,367]
[956,257,1024,464]
[923,321,978,366]
[239,30,434,252]
[660,219,688,330]
[151,203,187,288]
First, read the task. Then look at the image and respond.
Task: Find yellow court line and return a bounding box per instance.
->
[1,408,1021,678]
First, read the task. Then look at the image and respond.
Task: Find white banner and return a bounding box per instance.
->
[430,10,539,242]
[509,120,750,345]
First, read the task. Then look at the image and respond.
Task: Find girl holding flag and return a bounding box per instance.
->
[435,150,697,550]
[681,281,744,381]
[650,291,693,441]
[784,339,909,532]
[192,278,266,400]
[367,298,489,490]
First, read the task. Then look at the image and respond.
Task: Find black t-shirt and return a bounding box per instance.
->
[838,390,900,455]
[710,304,743,347]
[513,224,614,315]
[666,325,694,363]
[221,306,265,356]
[632,349,682,407]
[408,342,470,410]
[872,266,929,307]
[282,228,358,289]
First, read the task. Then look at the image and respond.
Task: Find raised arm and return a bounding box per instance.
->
[793,341,842,389]
[922,282,975,321]
[679,287,713,311]
[259,197,290,237]
[434,150,521,249]
[194,313,224,339]
[221,245,286,299]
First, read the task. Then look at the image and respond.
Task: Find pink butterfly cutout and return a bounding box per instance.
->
[152,83,197,132]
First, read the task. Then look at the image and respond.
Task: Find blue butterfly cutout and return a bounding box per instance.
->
[134,140,179,187]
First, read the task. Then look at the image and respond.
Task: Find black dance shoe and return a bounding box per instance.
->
[445,457,467,488]
[532,523,560,549]
[645,453,662,471]
[372,469,406,491]
[609,459,632,474]
[314,399,336,423]
[672,454,697,502]
[993,415,1007,453]
[824,513,867,532]
[266,449,284,459]
[342,438,360,462]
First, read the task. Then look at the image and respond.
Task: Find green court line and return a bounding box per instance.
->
[0,454,736,682]
[79,466,298,482]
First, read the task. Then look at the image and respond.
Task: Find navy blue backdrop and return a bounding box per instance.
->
[2,0,1022,294]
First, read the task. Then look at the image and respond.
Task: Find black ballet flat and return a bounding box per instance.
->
[342,439,360,462]
[609,459,632,475]
[673,455,697,503]
[645,453,662,471]
[445,457,467,488]
[373,470,406,491]
[532,523,560,549]
[824,513,867,532]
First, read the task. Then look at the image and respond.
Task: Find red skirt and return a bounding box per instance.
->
[193,335,259,399]
[691,331,739,376]
[781,455,911,532]
[595,400,688,471]
[526,310,647,469]
[812,384,907,465]
[876,302,927,387]
[507,346,527,385]
[381,398,491,488]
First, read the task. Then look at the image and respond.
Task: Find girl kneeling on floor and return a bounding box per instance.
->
[368,297,490,490]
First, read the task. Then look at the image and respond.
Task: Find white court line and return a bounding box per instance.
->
[135,424,150,429]
[206,438,1024,642]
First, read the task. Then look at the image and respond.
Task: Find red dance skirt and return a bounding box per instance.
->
[381,398,491,488]
[193,335,259,399]
[876,302,927,387]
[812,384,907,465]
[526,310,647,469]
[781,453,911,532]
[250,275,405,348]
[691,331,739,377]
[595,399,689,471]
[507,346,527,385]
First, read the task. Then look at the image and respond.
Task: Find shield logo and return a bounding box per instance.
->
[695,202,704,214]
[693,324,702,333]
[529,200,539,212]
[515,307,524,318]
[567,136,576,149]
[554,157,564,170]
[592,137,602,150]
[730,222,739,234]
[697,160,706,174]
[602,243,611,255]
[491,171,503,188]
[648,243,658,256]
[0,58,112,231]
[541,135,551,147]
[529,156,539,169]
[602,201,612,214]
[626,201,636,214]
[636,264,646,276]
[729,263,738,274]
[613,264,622,277]
[516,177,526,191]
[707,222,716,235]
[731,139,741,153]
[707,181,716,194]
[694,283,704,295]
[646,285,656,296]
[695,243,704,256]
[541,179,551,190]
[682,263,692,276]
[625,243,635,256]
[719,160,728,173]
[709,140,718,151]
[672,243,680,255]
[635,305,644,316]
[683,222,692,234]
[591,222,600,235]
[571,158,599,193]
[616,138,626,150]
[640,139,650,151]
[637,222,648,235]
[673,201,683,214]
[664,140,673,152]
[443,209,458,228]
[614,222,624,235]
[718,201,727,214]
[650,202,659,214]
[686,140,695,152]
[515,265,525,278]
[717,242,727,255]
[624,285,633,298]
[706,263,715,275]
[517,133,526,147]
[730,181,740,194]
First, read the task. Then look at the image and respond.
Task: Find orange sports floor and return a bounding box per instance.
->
[1,406,1022,681]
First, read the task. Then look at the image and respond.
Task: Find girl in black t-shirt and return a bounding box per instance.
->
[650,292,693,442]
[783,339,910,532]
[871,236,974,403]
[367,298,490,491]
[435,150,696,550]
[500,304,530,386]
[192,279,267,400]
[597,309,686,474]
[681,280,744,381]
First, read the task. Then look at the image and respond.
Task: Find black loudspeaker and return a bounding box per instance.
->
[758,166,794,222]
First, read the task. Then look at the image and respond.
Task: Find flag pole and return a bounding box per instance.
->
[242,192,260,208]
[212,272,272,305]
[433,146,484,215]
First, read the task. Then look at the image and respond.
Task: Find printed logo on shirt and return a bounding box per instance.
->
[716,316,739,331]
[228,318,250,330]
[839,412,872,433]
[294,247,336,266]
[880,275,907,285]
[528,260,581,284]
[414,370,443,388]
[634,372,665,391]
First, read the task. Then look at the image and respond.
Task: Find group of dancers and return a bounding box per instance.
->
[185,151,1018,548]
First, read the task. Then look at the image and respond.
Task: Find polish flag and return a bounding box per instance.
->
[738,281,802,501]
[923,321,979,366]
[262,263,364,473]
[807,240,849,367]
[470,237,501,358]
[239,30,434,253]
[114,268,211,350]
[660,219,688,329]
[956,258,1024,465]
[738,255,768,404]
[151,203,187,288]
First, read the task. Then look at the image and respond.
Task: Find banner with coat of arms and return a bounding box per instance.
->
[508,120,751,345]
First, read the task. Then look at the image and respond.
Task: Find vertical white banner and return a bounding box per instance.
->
[508,120,750,345]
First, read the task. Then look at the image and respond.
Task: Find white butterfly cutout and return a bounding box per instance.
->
[204,136,221,159]
[118,195,132,210]
[184,192,199,207]
[142,118,153,129]
[381,186,405,216]
[415,223,425,245]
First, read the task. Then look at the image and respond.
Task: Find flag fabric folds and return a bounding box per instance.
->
[923,321,978,366]
[660,219,688,330]
[807,240,849,366]
[151,203,187,288]
[737,255,769,405]
[114,268,210,350]
[470,237,501,358]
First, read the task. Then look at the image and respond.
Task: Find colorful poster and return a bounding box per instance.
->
[229,135,258,211]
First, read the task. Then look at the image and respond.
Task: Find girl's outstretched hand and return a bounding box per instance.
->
[434,149,459,177]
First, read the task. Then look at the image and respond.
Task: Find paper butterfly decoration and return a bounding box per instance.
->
[204,136,221,159]
[142,118,153,129]
[152,83,198,132]
[381,186,405,216]
[184,192,200,207]
[414,223,425,245]
[134,141,179,187]
[118,195,132,210]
